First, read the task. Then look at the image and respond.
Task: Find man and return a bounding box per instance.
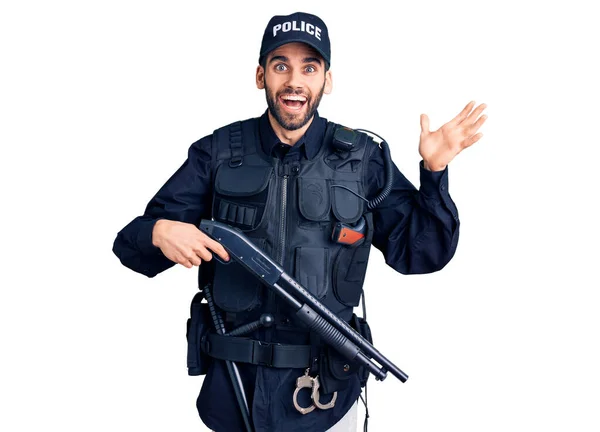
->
[113,11,487,432]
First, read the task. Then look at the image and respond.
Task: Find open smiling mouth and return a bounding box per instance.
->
[279,94,308,111]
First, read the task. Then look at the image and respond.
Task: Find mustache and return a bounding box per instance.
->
[278,88,310,98]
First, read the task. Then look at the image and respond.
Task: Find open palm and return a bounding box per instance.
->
[419,101,487,171]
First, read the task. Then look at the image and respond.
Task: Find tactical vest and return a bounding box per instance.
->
[204,117,377,335]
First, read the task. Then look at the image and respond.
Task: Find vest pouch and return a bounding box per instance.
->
[332,245,371,307]
[212,237,267,312]
[294,247,329,299]
[318,345,360,395]
[351,313,373,387]
[187,291,212,376]
[331,180,363,224]
[297,177,331,230]
[332,213,373,307]
[213,164,273,231]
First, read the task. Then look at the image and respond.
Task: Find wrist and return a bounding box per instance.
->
[151,219,166,248]
[423,160,446,172]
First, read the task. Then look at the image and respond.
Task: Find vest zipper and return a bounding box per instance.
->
[267,162,290,337]
[278,172,288,265]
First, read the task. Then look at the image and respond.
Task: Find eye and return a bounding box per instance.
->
[305,65,316,73]
[275,64,287,72]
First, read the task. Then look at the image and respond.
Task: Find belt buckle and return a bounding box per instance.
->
[253,340,275,366]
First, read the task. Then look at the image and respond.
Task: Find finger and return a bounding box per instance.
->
[467,114,488,135]
[420,114,430,134]
[180,259,194,269]
[464,103,487,125]
[205,238,230,262]
[463,132,483,149]
[178,249,201,267]
[187,253,202,266]
[191,246,213,262]
[451,100,475,125]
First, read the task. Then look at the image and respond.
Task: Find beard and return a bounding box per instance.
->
[264,79,326,131]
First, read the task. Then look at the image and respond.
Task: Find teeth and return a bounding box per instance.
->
[281,95,307,102]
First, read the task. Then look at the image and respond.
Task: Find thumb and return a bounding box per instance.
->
[420,114,430,134]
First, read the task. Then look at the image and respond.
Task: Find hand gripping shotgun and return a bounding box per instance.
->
[200,219,409,384]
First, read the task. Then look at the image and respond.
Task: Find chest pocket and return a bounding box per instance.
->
[298,177,364,226]
[213,163,273,232]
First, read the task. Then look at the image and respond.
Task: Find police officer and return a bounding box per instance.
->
[113,11,487,432]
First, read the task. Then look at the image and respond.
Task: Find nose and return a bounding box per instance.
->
[284,68,304,91]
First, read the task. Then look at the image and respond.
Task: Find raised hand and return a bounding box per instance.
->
[419,101,487,171]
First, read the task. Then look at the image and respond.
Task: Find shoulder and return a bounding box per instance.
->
[325,120,380,157]
[187,116,261,153]
[212,116,260,136]
[210,116,260,145]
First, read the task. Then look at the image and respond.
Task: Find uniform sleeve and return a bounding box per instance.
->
[112,135,214,278]
[366,145,460,275]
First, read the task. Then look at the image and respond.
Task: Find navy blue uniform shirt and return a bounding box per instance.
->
[113,110,459,431]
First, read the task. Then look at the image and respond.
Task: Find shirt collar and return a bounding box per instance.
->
[259,109,326,160]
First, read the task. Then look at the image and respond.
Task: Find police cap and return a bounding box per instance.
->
[259,12,331,68]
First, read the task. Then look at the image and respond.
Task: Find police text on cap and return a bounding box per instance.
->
[272,21,322,41]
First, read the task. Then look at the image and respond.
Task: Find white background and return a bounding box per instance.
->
[1,0,599,431]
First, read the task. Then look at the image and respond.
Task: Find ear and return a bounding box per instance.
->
[256,65,265,90]
[324,69,333,94]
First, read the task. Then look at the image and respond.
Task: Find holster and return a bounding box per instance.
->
[351,313,373,388]
[318,345,358,395]
[317,313,373,395]
[186,291,212,376]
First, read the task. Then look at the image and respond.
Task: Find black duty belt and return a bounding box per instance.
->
[203,333,311,368]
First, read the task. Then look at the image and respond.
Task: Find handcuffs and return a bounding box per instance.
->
[293,368,338,415]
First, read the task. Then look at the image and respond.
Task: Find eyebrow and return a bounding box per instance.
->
[268,55,323,66]
[303,57,323,65]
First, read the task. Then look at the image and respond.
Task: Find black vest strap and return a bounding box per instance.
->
[228,121,243,167]
[204,333,312,368]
